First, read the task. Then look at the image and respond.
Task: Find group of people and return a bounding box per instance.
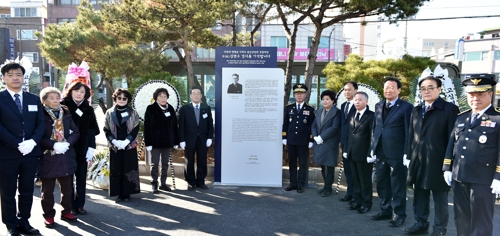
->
[0,62,214,236]
[283,76,500,236]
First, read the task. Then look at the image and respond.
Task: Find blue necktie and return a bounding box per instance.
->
[14,94,22,113]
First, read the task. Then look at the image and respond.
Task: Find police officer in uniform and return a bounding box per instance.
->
[282,84,315,193]
[443,74,500,236]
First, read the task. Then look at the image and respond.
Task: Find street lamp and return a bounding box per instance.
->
[327,27,335,62]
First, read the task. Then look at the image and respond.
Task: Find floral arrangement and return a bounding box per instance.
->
[335,83,382,112]
[132,80,181,120]
[87,149,110,189]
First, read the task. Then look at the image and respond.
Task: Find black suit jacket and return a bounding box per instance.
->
[345,109,374,162]
[371,98,412,159]
[0,90,45,159]
[340,101,356,146]
[282,103,315,145]
[178,103,214,149]
[227,83,242,94]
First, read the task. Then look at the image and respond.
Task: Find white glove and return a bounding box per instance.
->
[443,171,453,186]
[111,139,120,148]
[174,145,179,149]
[308,142,313,148]
[282,139,287,145]
[18,139,37,155]
[53,142,69,154]
[367,156,376,163]
[343,152,347,158]
[206,139,212,147]
[491,179,500,194]
[146,146,152,151]
[180,142,186,150]
[403,155,410,167]
[86,147,94,162]
[313,136,323,145]
[121,139,130,149]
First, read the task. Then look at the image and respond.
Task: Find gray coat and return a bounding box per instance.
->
[311,107,341,167]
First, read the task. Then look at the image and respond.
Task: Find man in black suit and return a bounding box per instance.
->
[179,87,214,191]
[405,76,458,236]
[227,73,242,94]
[340,81,358,203]
[370,77,412,228]
[343,91,375,214]
[282,84,315,193]
[0,62,45,236]
[443,74,500,236]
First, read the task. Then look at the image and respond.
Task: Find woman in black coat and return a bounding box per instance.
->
[61,82,99,215]
[39,87,80,227]
[144,88,179,193]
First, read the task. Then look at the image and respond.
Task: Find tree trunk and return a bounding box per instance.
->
[232,10,237,46]
[174,44,206,104]
[303,25,324,104]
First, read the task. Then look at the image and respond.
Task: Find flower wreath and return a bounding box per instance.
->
[132,80,181,120]
[335,83,383,112]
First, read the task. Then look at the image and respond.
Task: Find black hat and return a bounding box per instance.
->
[293,84,308,93]
[462,74,497,93]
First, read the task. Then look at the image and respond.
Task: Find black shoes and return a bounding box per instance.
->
[197,184,209,190]
[339,194,352,202]
[187,185,195,191]
[349,204,361,210]
[297,187,304,193]
[16,225,40,235]
[284,185,297,191]
[317,188,325,194]
[357,206,371,214]
[72,208,87,215]
[159,185,172,191]
[371,212,392,221]
[321,189,332,197]
[151,181,159,194]
[404,223,429,235]
[6,228,19,236]
[430,229,447,236]
[389,215,406,227]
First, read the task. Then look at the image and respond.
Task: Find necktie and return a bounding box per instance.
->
[386,102,392,109]
[14,94,22,113]
[297,104,301,112]
[471,113,479,124]
[355,112,360,122]
[344,102,350,115]
[195,104,200,125]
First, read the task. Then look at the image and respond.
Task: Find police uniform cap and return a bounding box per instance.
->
[293,84,308,93]
[462,74,497,93]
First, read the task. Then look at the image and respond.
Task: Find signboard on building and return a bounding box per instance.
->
[9,38,14,60]
[277,48,335,61]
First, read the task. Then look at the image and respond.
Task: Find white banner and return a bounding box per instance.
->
[221,68,284,186]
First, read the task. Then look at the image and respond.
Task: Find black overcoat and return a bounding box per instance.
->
[407,97,458,190]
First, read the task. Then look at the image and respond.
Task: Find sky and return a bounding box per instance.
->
[380,0,500,40]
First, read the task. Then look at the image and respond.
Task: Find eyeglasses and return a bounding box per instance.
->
[420,87,436,92]
[116,97,128,101]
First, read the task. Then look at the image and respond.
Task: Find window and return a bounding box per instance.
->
[195,48,215,59]
[494,50,500,60]
[464,51,489,61]
[424,42,434,47]
[377,33,381,38]
[58,0,80,4]
[308,37,329,48]
[0,14,10,18]
[57,18,77,24]
[211,20,222,30]
[17,30,38,40]
[91,0,110,4]
[377,25,381,29]
[14,8,37,17]
[271,36,289,48]
[18,52,38,63]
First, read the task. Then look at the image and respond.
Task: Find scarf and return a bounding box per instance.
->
[104,106,140,152]
[44,105,66,155]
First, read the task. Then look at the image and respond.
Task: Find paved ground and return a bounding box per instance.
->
[6,175,497,236]
[8,107,494,236]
